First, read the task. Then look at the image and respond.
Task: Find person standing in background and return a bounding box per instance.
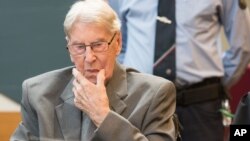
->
[108,0,250,141]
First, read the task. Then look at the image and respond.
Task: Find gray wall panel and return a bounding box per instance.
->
[0,0,75,102]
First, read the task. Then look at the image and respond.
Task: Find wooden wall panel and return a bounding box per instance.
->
[0,112,21,141]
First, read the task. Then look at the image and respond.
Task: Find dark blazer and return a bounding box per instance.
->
[233,93,250,124]
[11,63,176,141]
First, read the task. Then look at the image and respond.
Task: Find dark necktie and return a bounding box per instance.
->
[153,0,176,81]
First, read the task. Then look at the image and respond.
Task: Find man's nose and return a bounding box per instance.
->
[84,46,96,63]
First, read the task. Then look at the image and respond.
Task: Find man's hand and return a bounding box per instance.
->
[72,68,110,127]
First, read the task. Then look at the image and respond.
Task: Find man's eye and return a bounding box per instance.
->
[92,42,103,48]
[75,45,85,49]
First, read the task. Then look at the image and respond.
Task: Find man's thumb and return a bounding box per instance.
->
[97,69,105,86]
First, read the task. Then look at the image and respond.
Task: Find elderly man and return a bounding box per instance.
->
[11,0,177,141]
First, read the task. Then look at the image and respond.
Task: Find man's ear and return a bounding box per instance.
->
[65,36,74,63]
[115,31,122,56]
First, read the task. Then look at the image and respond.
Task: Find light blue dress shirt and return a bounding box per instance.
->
[109,0,250,88]
[109,0,157,74]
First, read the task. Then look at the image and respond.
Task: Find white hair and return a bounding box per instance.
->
[64,0,121,36]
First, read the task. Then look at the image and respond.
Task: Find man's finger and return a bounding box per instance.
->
[97,69,105,87]
[72,68,88,85]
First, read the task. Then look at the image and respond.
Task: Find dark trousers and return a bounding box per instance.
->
[176,99,224,141]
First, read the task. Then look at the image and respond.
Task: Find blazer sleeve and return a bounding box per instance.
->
[91,81,176,141]
[10,80,39,141]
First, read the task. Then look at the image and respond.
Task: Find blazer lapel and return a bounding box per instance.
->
[106,62,128,114]
[55,78,81,141]
[55,62,128,140]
